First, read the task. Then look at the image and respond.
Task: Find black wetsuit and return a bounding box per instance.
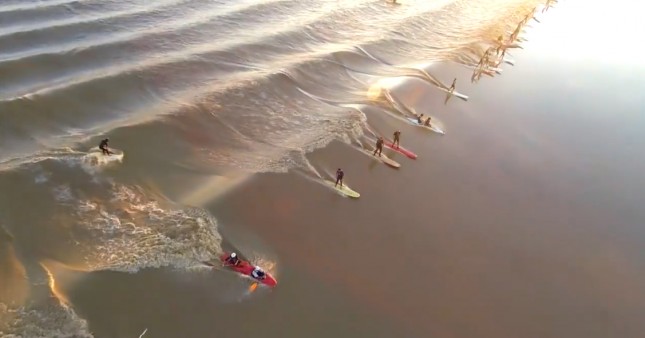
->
[374,138,384,156]
[335,169,344,187]
[99,139,110,155]
[226,256,240,266]
[393,131,401,147]
[253,270,266,280]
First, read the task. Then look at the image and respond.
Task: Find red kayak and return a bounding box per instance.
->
[219,253,277,287]
[383,141,417,159]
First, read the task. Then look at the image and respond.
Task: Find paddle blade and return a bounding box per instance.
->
[249,282,258,293]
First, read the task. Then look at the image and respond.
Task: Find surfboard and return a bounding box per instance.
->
[326,181,360,198]
[406,118,445,135]
[440,87,469,101]
[85,147,124,166]
[359,148,401,169]
[379,153,401,168]
[501,43,523,49]
[383,141,417,159]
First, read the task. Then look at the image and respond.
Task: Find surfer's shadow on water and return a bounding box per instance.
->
[366,157,380,172]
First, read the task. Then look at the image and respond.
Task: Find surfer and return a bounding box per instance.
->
[509,21,523,43]
[424,117,432,127]
[417,113,424,124]
[494,48,506,67]
[484,48,492,61]
[393,130,401,148]
[495,35,505,54]
[335,168,344,187]
[251,266,266,280]
[99,138,112,156]
[449,78,456,93]
[373,137,384,157]
[224,252,241,266]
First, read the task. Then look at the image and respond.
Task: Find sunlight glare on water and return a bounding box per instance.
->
[526,0,645,67]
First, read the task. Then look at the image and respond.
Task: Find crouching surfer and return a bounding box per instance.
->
[99,138,113,156]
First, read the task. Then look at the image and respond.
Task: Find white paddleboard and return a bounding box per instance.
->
[439,87,469,101]
[85,147,124,166]
[406,118,445,135]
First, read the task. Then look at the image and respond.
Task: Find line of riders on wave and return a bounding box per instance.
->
[335,126,409,188]
[93,0,558,286]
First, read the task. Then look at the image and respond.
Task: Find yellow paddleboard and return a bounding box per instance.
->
[326,181,360,198]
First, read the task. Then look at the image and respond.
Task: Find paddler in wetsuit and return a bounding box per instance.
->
[335,168,344,187]
[251,266,266,280]
[225,252,241,266]
[373,137,384,157]
[99,138,112,156]
[393,130,401,148]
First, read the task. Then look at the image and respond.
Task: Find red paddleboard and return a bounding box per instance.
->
[383,141,417,159]
[219,253,277,287]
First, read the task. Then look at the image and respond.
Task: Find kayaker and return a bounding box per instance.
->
[335,168,344,187]
[225,252,241,266]
[251,266,266,280]
[373,137,384,157]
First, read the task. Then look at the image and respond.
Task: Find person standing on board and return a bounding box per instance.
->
[373,137,384,157]
[510,22,522,42]
[393,130,401,148]
[335,168,344,188]
[495,35,506,53]
[99,138,112,156]
[449,78,456,93]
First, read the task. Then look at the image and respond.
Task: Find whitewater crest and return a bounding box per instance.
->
[63,183,224,273]
[0,299,92,338]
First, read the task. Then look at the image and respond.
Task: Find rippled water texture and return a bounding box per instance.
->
[0,0,546,336]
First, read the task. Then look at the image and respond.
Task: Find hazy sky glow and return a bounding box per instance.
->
[523,0,644,67]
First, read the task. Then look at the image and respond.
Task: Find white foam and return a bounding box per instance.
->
[71,185,223,273]
[34,173,49,184]
[52,185,74,203]
[80,148,124,173]
[0,301,92,338]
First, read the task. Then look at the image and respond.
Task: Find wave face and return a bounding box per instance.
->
[0,0,543,336]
